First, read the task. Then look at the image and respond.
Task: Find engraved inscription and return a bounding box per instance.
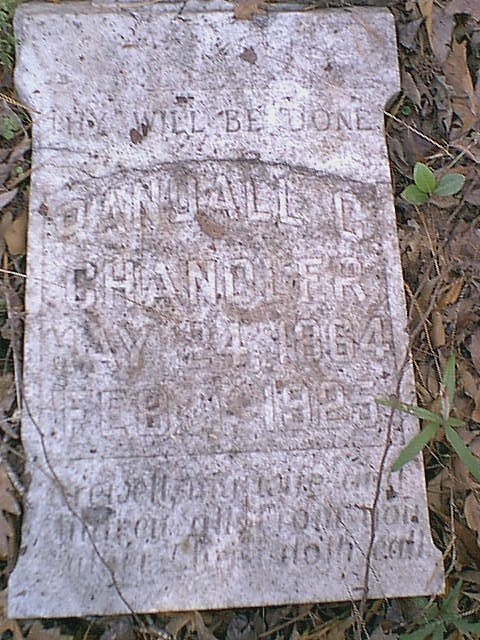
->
[41,163,395,458]
[44,103,377,141]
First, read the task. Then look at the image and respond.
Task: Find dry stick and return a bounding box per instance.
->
[0,93,34,116]
[303,615,354,640]
[356,275,445,639]
[352,598,369,640]
[444,485,457,579]
[416,207,441,278]
[384,111,454,159]
[0,268,27,280]
[6,168,32,191]
[404,281,442,382]
[257,610,315,639]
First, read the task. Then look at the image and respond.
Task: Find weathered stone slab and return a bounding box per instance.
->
[10,2,444,618]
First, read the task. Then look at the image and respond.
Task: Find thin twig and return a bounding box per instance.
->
[22,395,138,617]
[384,111,454,159]
[357,275,445,636]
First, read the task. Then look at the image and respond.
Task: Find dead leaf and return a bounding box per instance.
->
[431,5,454,64]
[431,310,446,347]
[27,622,73,640]
[444,38,477,138]
[4,210,27,255]
[0,136,30,186]
[473,390,480,423]
[164,613,218,640]
[401,70,422,107]
[470,331,480,375]
[0,590,22,640]
[454,517,480,566]
[448,220,480,272]
[0,188,17,210]
[466,189,480,205]
[289,626,301,640]
[454,431,480,491]
[418,0,433,49]
[388,135,410,173]
[0,514,15,560]
[464,492,480,543]
[446,0,480,18]
[476,67,480,118]
[428,468,453,514]
[0,465,18,563]
[0,374,14,411]
[192,612,219,640]
[165,613,194,637]
[431,75,454,134]
[443,297,479,336]
[453,132,480,164]
[100,618,135,640]
[226,613,267,640]
[370,628,400,640]
[0,465,20,516]
[320,618,353,639]
[396,115,437,163]
[459,366,479,399]
[233,0,267,20]
[398,18,423,51]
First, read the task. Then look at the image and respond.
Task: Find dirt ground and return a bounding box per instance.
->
[0,0,479,638]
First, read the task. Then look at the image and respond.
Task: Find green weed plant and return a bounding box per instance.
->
[0,0,18,71]
[399,581,480,639]
[401,162,465,205]
[377,355,480,481]
[0,113,20,140]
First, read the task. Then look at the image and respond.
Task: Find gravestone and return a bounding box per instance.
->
[10,1,444,618]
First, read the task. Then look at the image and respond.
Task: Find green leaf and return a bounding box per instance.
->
[401,184,430,205]
[443,354,456,409]
[414,163,436,194]
[454,619,480,633]
[376,398,442,424]
[430,625,445,640]
[0,115,20,141]
[441,579,462,614]
[445,426,480,482]
[417,603,440,624]
[392,421,439,472]
[412,597,430,609]
[433,173,465,197]
[445,417,465,428]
